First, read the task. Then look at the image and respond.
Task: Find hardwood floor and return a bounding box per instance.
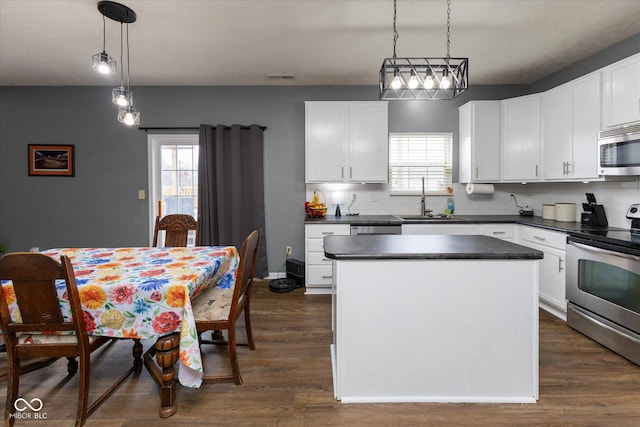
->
[1,280,639,426]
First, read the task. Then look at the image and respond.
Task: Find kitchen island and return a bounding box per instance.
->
[324,234,543,404]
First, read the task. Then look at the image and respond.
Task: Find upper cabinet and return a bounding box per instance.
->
[501,94,541,182]
[305,101,388,183]
[458,101,501,183]
[542,72,601,180]
[601,53,640,128]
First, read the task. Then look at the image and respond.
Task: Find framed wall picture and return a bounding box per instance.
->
[28,144,75,177]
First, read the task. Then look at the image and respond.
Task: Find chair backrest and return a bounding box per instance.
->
[0,252,89,349]
[230,230,261,317]
[152,214,200,247]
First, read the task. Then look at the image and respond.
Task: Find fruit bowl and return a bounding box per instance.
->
[307,206,327,218]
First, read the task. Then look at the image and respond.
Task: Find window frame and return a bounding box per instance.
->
[388,132,453,196]
[147,133,199,245]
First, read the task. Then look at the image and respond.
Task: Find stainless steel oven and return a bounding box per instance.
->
[566,234,640,365]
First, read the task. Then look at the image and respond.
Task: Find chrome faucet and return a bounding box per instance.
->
[420,177,433,216]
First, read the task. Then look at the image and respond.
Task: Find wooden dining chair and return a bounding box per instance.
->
[152,214,200,247]
[192,229,261,385]
[0,252,139,427]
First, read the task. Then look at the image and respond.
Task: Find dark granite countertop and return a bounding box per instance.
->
[306,214,625,234]
[324,234,544,260]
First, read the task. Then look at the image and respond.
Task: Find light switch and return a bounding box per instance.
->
[138,190,146,200]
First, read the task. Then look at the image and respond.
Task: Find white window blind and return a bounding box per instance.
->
[389,132,452,195]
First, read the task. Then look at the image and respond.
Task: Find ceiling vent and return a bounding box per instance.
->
[267,74,296,81]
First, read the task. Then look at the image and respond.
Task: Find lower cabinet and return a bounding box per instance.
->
[305,224,350,295]
[518,226,567,320]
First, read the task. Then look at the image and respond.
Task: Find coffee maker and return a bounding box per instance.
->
[581,193,608,226]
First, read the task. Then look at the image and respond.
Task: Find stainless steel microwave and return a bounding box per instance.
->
[598,124,640,175]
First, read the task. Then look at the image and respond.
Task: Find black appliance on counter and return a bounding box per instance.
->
[581,192,608,226]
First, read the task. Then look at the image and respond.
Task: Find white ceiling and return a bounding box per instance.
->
[1,0,639,87]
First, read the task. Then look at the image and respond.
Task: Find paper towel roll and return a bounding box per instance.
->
[465,183,495,195]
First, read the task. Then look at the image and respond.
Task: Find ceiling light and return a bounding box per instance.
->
[92,15,116,74]
[94,1,140,125]
[118,105,140,126]
[379,0,469,100]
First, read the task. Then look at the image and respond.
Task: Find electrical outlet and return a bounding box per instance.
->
[286,246,292,255]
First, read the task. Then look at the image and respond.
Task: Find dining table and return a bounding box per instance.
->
[3,246,239,418]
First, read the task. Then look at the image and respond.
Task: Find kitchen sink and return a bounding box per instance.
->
[397,215,469,221]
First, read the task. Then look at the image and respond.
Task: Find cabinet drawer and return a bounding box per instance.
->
[519,226,566,250]
[480,224,515,239]
[308,252,331,265]
[307,238,325,252]
[306,224,350,238]
[307,265,334,284]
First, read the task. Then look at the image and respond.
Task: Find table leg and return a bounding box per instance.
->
[143,333,180,418]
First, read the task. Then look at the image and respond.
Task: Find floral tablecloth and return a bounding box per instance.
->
[2,246,239,388]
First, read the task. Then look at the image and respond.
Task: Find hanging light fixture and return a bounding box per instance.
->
[379,0,469,100]
[94,1,140,125]
[91,14,116,74]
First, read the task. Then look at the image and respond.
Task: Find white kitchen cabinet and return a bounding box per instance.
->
[305,101,388,183]
[601,53,640,128]
[542,72,601,181]
[479,223,516,241]
[518,226,567,320]
[402,223,480,235]
[458,101,501,183]
[305,223,350,294]
[501,94,541,182]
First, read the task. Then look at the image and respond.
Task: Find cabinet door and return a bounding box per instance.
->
[602,54,640,128]
[571,73,601,179]
[525,241,566,313]
[502,95,541,181]
[305,102,345,183]
[542,86,573,179]
[459,101,501,183]
[348,102,388,183]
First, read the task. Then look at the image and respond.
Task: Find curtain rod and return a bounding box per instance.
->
[138,125,267,132]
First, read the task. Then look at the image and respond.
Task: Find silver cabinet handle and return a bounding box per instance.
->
[322,275,333,279]
[558,257,564,272]
[533,235,546,241]
[475,166,479,178]
[535,164,539,177]
[341,167,344,178]
[350,167,353,179]
[492,231,506,235]
[321,232,334,235]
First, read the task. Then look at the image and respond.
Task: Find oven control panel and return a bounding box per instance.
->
[627,204,640,219]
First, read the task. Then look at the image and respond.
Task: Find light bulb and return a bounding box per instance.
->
[391,75,403,89]
[408,74,419,89]
[423,75,435,89]
[98,63,111,74]
[440,75,451,89]
[116,95,129,107]
[123,112,135,126]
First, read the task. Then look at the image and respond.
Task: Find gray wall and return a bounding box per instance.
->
[1,33,638,273]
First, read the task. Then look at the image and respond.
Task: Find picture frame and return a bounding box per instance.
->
[28,144,75,177]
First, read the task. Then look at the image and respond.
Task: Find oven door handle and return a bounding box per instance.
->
[572,305,640,346]
[569,241,640,262]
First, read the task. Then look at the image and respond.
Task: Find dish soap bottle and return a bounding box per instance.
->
[446,198,454,215]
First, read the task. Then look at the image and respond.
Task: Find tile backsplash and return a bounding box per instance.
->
[306,179,639,228]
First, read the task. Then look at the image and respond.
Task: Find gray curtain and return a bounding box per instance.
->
[198,124,268,278]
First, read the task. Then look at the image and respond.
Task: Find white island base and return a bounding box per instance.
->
[331,258,539,404]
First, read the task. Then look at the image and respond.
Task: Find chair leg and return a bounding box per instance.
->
[244,304,256,351]
[6,358,20,427]
[228,326,242,385]
[75,355,90,427]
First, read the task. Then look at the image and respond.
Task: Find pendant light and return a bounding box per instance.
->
[91,14,116,74]
[379,0,469,100]
[116,22,140,125]
[94,1,140,125]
